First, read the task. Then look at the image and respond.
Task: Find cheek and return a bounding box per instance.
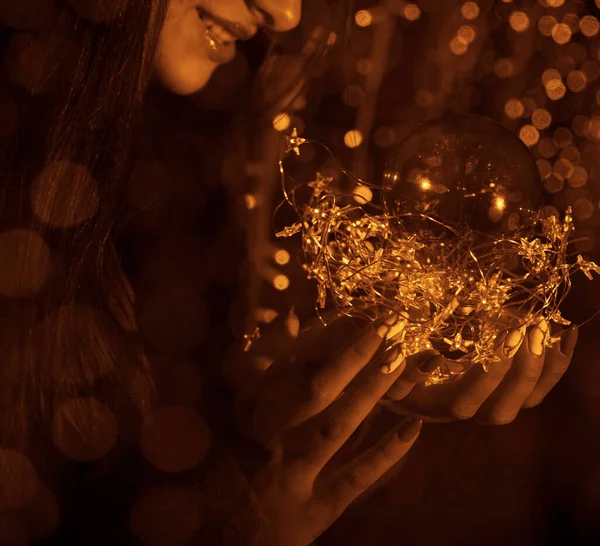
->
[154,2,217,95]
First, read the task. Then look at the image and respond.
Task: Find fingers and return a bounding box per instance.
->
[388,334,515,421]
[383,351,445,400]
[225,307,300,401]
[438,332,519,420]
[247,307,301,362]
[300,325,385,416]
[326,418,422,517]
[476,319,548,424]
[522,324,578,409]
[253,324,384,446]
[299,348,407,476]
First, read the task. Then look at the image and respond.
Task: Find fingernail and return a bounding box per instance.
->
[560,324,578,356]
[503,325,526,359]
[528,319,548,356]
[376,313,396,338]
[396,418,422,443]
[380,345,406,374]
[376,313,406,340]
[285,306,300,338]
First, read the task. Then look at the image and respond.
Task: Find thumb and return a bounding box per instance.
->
[244,306,300,362]
[223,307,300,401]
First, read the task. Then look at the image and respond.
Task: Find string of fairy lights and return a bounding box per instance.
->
[246,1,600,383]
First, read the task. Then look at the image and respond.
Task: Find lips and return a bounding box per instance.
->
[195,7,256,65]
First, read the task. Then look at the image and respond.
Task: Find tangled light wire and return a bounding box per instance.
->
[251,131,600,385]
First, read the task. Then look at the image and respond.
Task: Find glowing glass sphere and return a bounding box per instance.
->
[383,114,544,237]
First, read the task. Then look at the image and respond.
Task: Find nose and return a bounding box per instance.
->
[253,0,302,32]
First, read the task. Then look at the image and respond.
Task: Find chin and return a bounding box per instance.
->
[153,55,218,96]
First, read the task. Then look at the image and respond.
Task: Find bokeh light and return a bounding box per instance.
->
[509,11,530,32]
[461,2,480,20]
[505,98,525,119]
[552,23,572,45]
[532,108,552,129]
[355,10,372,27]
[344,129,364,148]
[519,124,540,146]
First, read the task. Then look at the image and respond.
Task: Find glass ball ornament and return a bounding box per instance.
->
[380,114,548,361]
[383,114,544,237]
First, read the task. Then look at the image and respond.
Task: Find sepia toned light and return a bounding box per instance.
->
[276,159,600,381]
[353,184,374,204]
[547,0,565,6]
[573,198,595,221]
[563,14,580,33]
[509,11,530,32]
[552,23,572,45]
[569,166,589,188]
[542,68,561,85]
[519,124,540,146]
[457,25,476,44]
[537,158,553,179]
[404,4,421,21]
[274,249,291,265]
[554,158,574,180]
[504,98,525,119]
[561,145,580,163]
[256,308,279,324]
[273,274,290,291]
[573,115,591,137]
[567,70,588,92]
[580,15,600,37]
[545,79,567,100]
[273,113,291,131]
[532,108,552,129]
[589,118,600,141]
[538,15,557,36]
[492,195,507,211]
[344,129,364,148]
[450,36,469,55]
[355,10,372,27]
[244,194,257,210]
[461,2,479,20]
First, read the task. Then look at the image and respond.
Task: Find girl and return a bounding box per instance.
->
[0,1,576,544]
[0,1,422,545]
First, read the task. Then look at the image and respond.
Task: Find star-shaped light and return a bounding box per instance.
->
[285,128,306,156]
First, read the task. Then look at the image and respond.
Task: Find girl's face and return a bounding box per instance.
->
[155,0,302,95]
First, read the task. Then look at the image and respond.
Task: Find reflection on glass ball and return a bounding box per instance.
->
[383,114,544,236]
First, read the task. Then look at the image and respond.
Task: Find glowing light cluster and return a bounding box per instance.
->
[271,133,600,384]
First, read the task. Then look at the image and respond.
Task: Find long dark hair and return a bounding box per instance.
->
[0,0,169,455]
[0,0,344,462]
